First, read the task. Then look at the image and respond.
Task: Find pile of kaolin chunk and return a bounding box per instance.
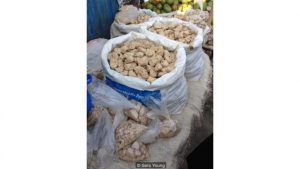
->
[148,22,196,44]
[166,9,210,29]
[108,39,177,83]
[126,13,151,25]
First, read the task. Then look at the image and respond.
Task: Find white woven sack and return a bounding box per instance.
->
[101,32,188,115]
[110,7,157,38]
[141,17,205,81]
[159,9,211,35]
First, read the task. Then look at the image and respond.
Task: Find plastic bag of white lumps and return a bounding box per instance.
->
[87,110,115,169]
[87,76,134,131]
[138,119,161,144]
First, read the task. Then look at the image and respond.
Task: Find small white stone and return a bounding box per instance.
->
[131,141,140,150]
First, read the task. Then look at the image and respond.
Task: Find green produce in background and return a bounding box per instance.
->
[193,2,200,9]
[178,4,183,11]
[150,0,160,5]
[142,0,205,13]
[163,4,172,12]
[180,0,192,3]
[202,0,212,11]
[155,9,161,14]
[166,0,174,5]
[145,3,154,10]
[157,3,163,9]
[142,2,149,8]
[178,3,192,12]
[173,0,179,5]
[202,2,207,11]
[161,9,167,13]
[208,1,213,7]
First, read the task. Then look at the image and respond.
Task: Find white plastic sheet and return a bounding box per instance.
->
[87,38,108,73]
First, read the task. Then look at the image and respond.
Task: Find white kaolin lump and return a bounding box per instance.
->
[116,141,149,162]
[124,100,150,125]
[115,120,147,150]
[159,119,181,138]
[108,39,177,83]
[126,14,151,25]
[148,22,196,45]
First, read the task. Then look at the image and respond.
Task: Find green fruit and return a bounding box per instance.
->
[161,0,166,4]
[178,3,192,12]
[173,0,179,5]
[180,0,192,3]
[208,1,213,7]
[157,3,163,9]
[178,5,183,11]
[149,0,155,4]
[193,2,200,9]
[142,2,148,8]
[163,4,172,12]
[172,4,178,11]
[166,0,174,5]
[152,6,157,11]
[187,4,193,10]
[146,3,154,10]
[155,9,161,14]
[202,2,207,11]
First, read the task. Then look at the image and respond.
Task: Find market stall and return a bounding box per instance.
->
[87,1,213,168]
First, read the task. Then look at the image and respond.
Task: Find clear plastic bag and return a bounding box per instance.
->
[138,119,161,144]
[87,76,143,168]
[87,109,115,169]
[88,77,135,111]
[87,106,103,128]
[142,96,170,119]
[112,108,127,130]
[95,148,115,169]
